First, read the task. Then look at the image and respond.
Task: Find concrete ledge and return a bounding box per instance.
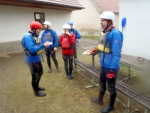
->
[0,40,23,58]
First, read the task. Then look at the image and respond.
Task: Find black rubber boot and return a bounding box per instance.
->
[48,61,52,73]
[67,75,72,79]
[91,91,104,105]
[101,95,116,113]
[54,59,60,73]
[65,69,71,79]
[34,91,46,97]
[38,87,45,91]
[69,68,74,79]
[101,105,113,113]
[70,74,74,79]
[37,76,45,91]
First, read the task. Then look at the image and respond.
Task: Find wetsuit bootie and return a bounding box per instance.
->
[101,105,114,113]
[35,92,46,97]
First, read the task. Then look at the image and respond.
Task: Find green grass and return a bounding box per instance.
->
[81,36,99,40]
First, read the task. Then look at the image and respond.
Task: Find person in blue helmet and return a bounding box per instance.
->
[41,21,60,73]
[22,21,52,97]
[91,11,123,113]
[68,21,81,58]
[68,21,81,70]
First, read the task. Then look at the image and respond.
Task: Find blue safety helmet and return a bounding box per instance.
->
[68,21,73,25]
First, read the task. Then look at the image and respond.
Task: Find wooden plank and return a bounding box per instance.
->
[120,61,143,71]
[133,96,150,109]
[117,81,142,96]
[116,84,137,98]
[74,60,99,77]
[140,95,150,103]
[77,63,99,77]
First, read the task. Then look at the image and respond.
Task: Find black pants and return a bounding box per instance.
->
[45,48,58,68]
[28,62,43,93]
[62,55,73,72]
[45,48,56,60]
[99,68,118,98]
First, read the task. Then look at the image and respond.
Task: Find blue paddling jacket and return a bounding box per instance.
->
[69,28,81,40]
[41,29,58,49]
[22,31,45,63]
[99,29,123,70]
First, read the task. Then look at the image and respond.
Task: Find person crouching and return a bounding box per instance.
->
[59,24,75,79]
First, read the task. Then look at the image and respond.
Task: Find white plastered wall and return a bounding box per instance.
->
[71,0,100,36]
[71,0,119,36]
[0,5,71,43]
[119,0,150,60]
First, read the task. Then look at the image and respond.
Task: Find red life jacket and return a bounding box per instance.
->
[62,35,70,48]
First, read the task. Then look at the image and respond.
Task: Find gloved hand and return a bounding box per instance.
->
[106,70,115,79]
[91,49,96,55]
[91,49,99,56]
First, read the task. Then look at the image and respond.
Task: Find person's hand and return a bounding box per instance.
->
[90,49,98,56]
[44,42,49,48]
[53,47,57,51]
[44,41,53,48]
[65,31,71,36]
[106,70,115,79]
[90,47,99,56]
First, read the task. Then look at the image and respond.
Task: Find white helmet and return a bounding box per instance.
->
[62,24,70,29]
[100,11,115,23]
[43,21,51,27]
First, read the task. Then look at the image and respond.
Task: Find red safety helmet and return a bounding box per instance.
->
[30,21,42,30]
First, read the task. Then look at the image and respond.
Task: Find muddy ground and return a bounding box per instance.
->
[0,39,148,113]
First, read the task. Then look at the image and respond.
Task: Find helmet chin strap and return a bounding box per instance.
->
[31,29,38,37]
[32,29,36,33]
[103,20,114,33]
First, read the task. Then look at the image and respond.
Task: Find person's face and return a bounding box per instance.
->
[100,19,108,29]
[64,29,69,33]
[44,24,50,29]
[70,25,73,29]
[35,28,41,35]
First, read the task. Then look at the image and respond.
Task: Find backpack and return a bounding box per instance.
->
[62,36,70,49]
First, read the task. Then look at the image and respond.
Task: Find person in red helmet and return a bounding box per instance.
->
[22,21,52,97]
[59,24,75,79]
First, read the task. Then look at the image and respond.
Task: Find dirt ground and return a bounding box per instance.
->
[0,39,147,113]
